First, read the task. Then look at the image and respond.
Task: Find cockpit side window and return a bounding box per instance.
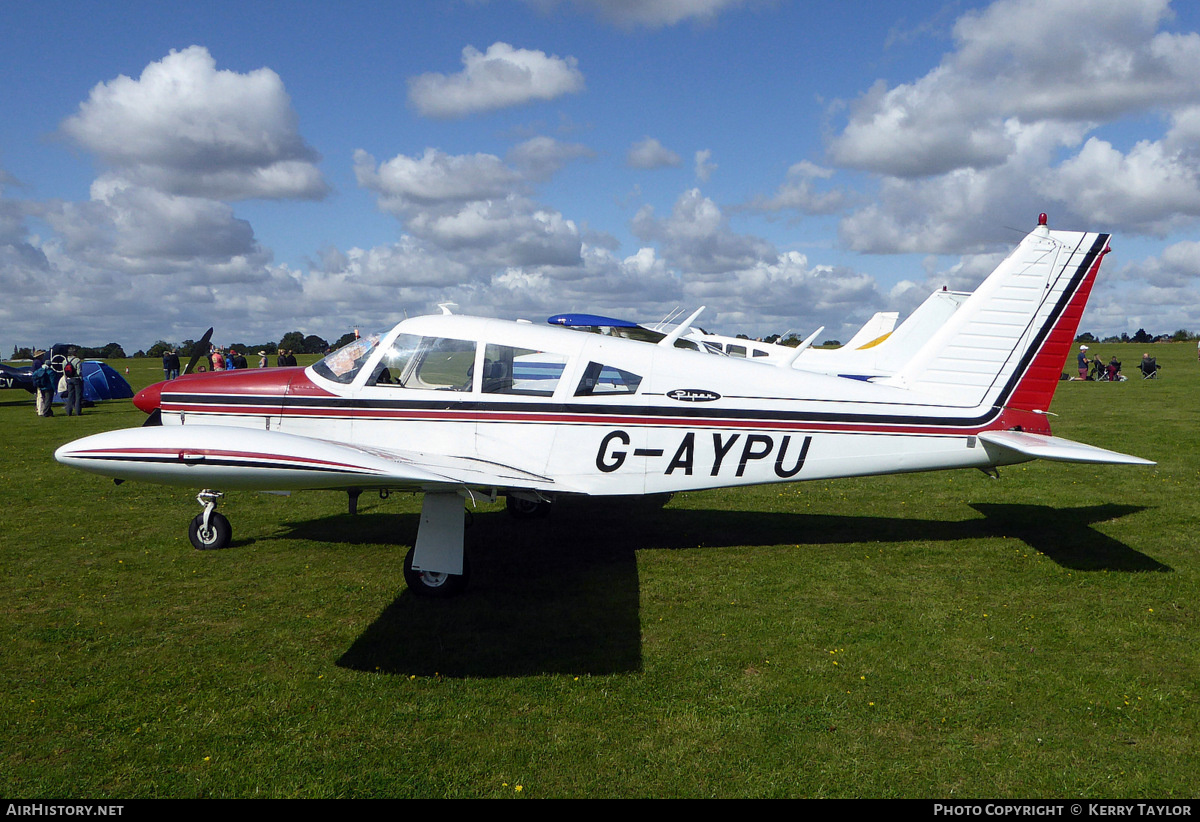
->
[368,335,477,391]
[366,333,423,386]
[574,362,643,396]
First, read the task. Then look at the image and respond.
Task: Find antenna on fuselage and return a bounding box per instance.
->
[438,303,457,315]
[657,306,706,348]
[648,307,684,332]
[779,326,824,368]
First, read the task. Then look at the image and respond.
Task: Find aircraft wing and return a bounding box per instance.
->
[977,430,1155,466]
[55,425,567,493]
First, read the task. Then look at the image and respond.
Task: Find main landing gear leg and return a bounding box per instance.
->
[189,489,232,550]
[404,491,469,597]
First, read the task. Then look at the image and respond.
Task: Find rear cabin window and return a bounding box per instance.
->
[574,362,643,396]
[482,344,569,396]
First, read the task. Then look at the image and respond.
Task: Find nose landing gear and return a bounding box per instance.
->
[189,490,232,550]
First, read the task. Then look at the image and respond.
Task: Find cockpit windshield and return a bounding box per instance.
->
[312,333,382,384]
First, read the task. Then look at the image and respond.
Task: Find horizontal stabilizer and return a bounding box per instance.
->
[978,430,1154,466]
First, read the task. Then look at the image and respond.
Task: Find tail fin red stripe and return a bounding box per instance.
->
[1004,238,1109,418]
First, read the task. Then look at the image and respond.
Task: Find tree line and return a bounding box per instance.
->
[10,330,360,361]
[10,326,1200,363]
[1075,328,1196,345]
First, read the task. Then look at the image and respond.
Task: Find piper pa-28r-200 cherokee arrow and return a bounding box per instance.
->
[56,215,1153,596]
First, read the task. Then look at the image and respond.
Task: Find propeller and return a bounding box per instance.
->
[182,328,214,376]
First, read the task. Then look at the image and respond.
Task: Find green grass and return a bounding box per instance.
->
[2,344,1197,798]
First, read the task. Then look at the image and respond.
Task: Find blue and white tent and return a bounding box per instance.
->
[78,361,134,402]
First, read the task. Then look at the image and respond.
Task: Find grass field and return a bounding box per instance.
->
[2,344,1196,798]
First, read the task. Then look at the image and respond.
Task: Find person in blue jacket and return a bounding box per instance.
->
[31,351,56,417]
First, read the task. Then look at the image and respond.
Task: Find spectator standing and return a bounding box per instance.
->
[63,347,84,416]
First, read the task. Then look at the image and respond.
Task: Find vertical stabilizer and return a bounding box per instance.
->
[882,216,1109,429]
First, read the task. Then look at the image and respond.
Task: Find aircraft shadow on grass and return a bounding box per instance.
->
[259,497,1164,678]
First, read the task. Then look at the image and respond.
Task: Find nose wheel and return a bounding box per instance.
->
[189,490,232,550]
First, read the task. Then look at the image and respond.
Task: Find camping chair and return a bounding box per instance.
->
[1140,357,1160,379]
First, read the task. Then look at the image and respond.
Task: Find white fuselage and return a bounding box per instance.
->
[150,314,1017,498]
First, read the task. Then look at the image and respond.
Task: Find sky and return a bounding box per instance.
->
[4,0,1200,354]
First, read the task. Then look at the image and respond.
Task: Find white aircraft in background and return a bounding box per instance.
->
[798,288,969,380]
[550,286,967,380]
[56,215,1152,596]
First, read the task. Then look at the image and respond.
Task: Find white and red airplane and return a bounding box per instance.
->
[56,215,1152,596]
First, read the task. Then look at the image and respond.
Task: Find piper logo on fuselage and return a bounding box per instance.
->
[667,388,721,402]
[596,429,812,478]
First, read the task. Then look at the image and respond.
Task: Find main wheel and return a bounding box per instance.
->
[188,511,232,551]
[505,494,552,519]
[403,546,469,597]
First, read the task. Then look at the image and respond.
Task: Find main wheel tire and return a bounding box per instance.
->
[188,511,232,551]
[403,546,469,597]
[505,495,551,519]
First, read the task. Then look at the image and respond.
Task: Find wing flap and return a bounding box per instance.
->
[978,430,1154,466]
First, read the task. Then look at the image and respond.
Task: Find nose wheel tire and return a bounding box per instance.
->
[189,511,232,551]
[403,546,469,597]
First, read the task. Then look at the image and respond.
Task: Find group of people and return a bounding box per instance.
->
[197,347,298,373]
[161,349,180,380]
[1075,344,1124,381]
[30,347,84,417]
[158,345,301,379]
[208,348,251,371]
[25,339,312,420]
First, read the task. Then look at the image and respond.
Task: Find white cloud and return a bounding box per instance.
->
[60,46,328,201]
[627,137,682,169]
[1080,240,1200,336]
[829,0,1200,253]
[506,136,595,181]
[744,160,850,217]
[694,149,716,182]
[830,0,1200,178]
[354,148,521,211]
[632,188,775,274]
[407,42,585,118]
[409,196,584,267]
[534,0,753,29]
[0,46,339,350]
[354,147,583,268]
[1045,136,1200,233]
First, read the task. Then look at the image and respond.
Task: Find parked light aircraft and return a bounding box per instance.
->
[0,362,34,392]
[549,286,966,380]
[55,216,1152,596]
